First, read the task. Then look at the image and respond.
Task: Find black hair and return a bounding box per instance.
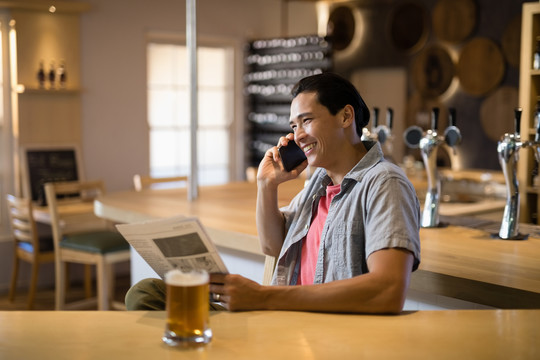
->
[291,72,370,137]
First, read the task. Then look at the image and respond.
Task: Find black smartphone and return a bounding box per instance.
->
[278,141,307,172]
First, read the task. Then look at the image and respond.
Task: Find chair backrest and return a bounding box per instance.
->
[262,255,277,286]
[246,167,258,183]
[133,174,188,191]
[5,194,40,253]
[44,180,109,249]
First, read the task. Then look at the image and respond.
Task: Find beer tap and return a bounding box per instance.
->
[419,108,442,228]
[361,107,394,146]
[403,107,462,228]
[497,107,540,239]
[374,107,394,146]
[361,107,379,141]
[371,107,379,135]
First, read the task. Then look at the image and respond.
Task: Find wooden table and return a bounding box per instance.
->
[33,201,96,224]
[94,181,540,308]
[1,310,538,359]
[33,201,109,234]
[95,180,304,255]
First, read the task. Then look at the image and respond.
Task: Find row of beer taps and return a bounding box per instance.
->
[397,106,540,240]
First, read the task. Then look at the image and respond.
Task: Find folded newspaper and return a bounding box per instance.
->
[116,216,228,279]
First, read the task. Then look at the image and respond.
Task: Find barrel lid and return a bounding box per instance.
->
[432,0,477,43]
[388,1,429,54]
[411,44,455,98]
[328,5,355,51]
[480,86,518,141]
[457,37,505,96]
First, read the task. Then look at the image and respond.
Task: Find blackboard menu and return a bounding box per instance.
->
[25,149,79,205]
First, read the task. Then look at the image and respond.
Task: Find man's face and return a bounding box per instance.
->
[289,91,345,169]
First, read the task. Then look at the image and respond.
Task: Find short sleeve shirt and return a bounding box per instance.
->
[271,141,421,286]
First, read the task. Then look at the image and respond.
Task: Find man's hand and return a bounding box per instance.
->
[210,273,266,311]
[257,133,307,187]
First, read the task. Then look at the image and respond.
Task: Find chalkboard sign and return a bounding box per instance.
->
[22,147,81,205]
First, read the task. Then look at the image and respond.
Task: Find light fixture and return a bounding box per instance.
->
[49,5,56,13]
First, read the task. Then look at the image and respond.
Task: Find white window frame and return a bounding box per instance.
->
[0,14,17,241]
[146,32,244,185]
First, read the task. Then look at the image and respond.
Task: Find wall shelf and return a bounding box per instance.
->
[244,35,332,167]
[18,87,81,95]
[519,2,540,224]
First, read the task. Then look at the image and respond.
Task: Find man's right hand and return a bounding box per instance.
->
[257,133,307,187]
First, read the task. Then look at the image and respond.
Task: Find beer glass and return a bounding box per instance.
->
[162,269,212,347]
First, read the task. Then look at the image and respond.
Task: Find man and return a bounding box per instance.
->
[126,72,420,313]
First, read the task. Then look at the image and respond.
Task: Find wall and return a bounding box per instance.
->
[78,0,285,192]
[325,0,531,170]
[0,0,291,294]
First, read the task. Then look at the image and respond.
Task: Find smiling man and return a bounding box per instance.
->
[209,72,421,313]
[126,72,421,314]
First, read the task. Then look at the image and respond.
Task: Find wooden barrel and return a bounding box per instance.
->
[328,5,356,51]
[432,0,477,43]
[411,44,455,98]
[388,1,429,54]
[479,86,518,141]
[457,37,505,96]
[501,15,521,69]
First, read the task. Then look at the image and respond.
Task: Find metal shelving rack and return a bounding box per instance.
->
[244,35,332,168]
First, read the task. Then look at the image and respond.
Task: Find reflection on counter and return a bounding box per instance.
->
[403,108,462,228]
[404,165,507,219]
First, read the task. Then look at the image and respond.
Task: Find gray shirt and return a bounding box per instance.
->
[272,141,421,286]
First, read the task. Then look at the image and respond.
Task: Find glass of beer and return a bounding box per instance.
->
[162,269,212,347]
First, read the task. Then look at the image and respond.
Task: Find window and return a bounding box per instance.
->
[0,16,12,239]
[147,42,234,185]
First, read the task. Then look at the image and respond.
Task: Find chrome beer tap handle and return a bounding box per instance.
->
[444,108,462,155]
[374,107,393,145]
[371,107,379,134]
[360,107,379,141]
[419,107,442,228]
[497,108,523,239]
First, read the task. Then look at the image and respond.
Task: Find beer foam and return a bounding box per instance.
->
[165,269,209,286]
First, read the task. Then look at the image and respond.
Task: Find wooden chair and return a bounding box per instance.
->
[133,174,188,191]
[246,167,258,183]
[262,255,277,286]
[6,194,55,309]
[44,180,130,310]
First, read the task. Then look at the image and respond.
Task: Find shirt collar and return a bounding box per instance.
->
[313,140,384,185]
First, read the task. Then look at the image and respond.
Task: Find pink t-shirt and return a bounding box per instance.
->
[298,183,341,285]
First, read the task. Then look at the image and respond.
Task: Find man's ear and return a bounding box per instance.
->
[342,104,355,128]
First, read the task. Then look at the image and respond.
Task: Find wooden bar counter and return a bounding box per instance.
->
[94,180,540,308]
[1,310,538,359]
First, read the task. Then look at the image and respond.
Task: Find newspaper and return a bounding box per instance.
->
[116,216,228,279]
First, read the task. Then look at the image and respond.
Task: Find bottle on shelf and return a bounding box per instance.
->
[37,61,45,89]
[48,60,56,89]
[534,36,540,70]
[535,97,540,142]
[57,61,67,89]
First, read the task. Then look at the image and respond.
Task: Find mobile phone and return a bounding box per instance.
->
[278,141,307,172]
